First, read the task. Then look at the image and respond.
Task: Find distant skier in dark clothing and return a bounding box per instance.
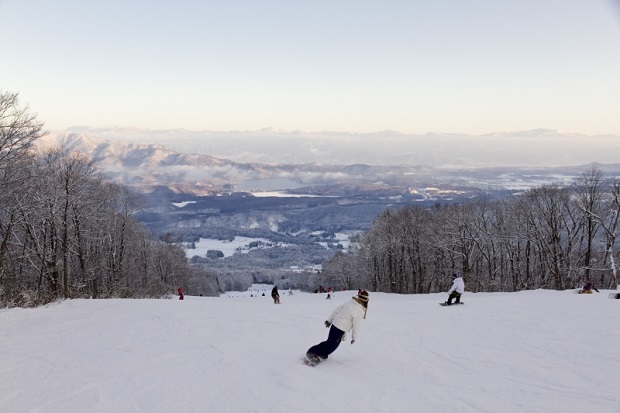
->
[579,281,599,294]
[177,288,184,300]
[305,290,369,365]
[445,273,464,305]
[271,286,280,304]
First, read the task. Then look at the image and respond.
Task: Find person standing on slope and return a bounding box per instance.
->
[271,286,280,304]
[445,273,464,305]
[306,290,369,364]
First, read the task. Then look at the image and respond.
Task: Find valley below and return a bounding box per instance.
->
[36,130,620,282]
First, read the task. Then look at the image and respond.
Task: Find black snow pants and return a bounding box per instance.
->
[447,291,462,304]
[307,325,345,359]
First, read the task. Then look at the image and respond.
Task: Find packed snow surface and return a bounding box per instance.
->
[1,288,619,413]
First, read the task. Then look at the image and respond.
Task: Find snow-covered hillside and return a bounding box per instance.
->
[1,289,619,413]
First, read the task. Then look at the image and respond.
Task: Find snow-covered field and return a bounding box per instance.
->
[1,288,619,413]
[186,233,353,259]
[186,236,277,258]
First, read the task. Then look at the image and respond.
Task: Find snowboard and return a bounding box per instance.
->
[303,352,323,367]
[439,302,464,306]
[609,292,620,299]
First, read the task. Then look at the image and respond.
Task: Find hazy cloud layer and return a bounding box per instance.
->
[61,127,620,168]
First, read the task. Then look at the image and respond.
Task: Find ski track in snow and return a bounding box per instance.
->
[1,289,619,413]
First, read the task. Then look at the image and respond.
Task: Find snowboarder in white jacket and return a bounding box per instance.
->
[306,290,369,363]
[445,273,464,305]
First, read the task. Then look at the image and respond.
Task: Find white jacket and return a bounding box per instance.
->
[327,299,366,341]
[448,277,465,294]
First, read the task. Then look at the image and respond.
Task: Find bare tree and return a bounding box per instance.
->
[351,171,615,294]
[572,167,605,284]
[0,91,45,166]
[0,145,193,306]
[602,180,620,288]
[321,251,361,290]
[0,92,45,301]
[574,175,620,289]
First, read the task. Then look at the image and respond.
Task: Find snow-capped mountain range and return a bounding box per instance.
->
[35,128,620,194]
[55,126,620,167]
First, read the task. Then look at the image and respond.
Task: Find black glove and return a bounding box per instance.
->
[351,339,355,345]
[324,320,331,328]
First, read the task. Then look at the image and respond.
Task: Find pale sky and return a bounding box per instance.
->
[2,0,620,135]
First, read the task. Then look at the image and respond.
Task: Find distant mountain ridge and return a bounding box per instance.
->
[48,127,620,167]
[36,133,421,194]
[35,129,620,195]
[38,133,228,168]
